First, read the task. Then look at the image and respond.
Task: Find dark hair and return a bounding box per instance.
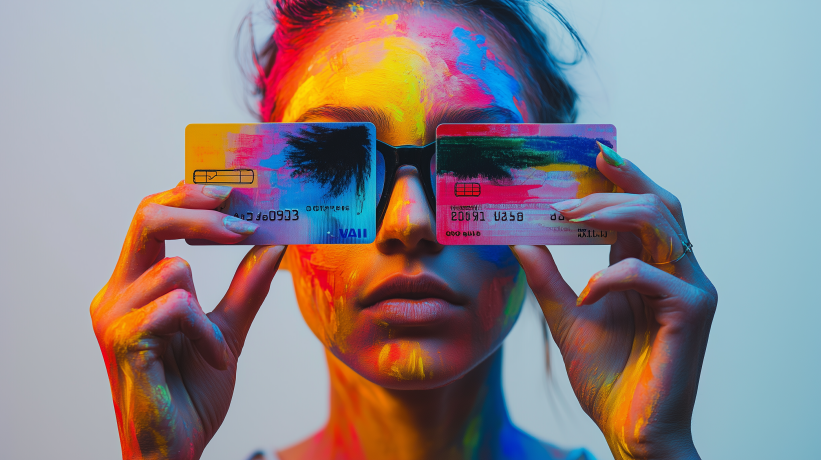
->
[240,0,586,124]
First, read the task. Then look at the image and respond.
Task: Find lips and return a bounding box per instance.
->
[361,273,466,326]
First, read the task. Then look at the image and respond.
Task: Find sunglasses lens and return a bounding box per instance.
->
[376,150,386,201]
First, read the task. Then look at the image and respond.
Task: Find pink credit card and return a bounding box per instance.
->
[435,124,619,245]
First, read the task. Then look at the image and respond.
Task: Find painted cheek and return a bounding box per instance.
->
[289,245,367,353]
[469,245,517,269]
[448,246,518,300]
[475,269,526,334]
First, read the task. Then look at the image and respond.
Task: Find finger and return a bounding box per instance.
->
[551,193,682,243]
[111,205,259,288]
[210,245,287,355]
[595,143,686,231]
[577,258,692,309]
[550,193,633,215]
[145,183,234,209]
[510,245,579,345]
[566,197,687,264]
[127,289,230,369]
[98,257,198,323]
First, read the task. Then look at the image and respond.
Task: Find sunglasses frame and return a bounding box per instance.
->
[375,140,437,230]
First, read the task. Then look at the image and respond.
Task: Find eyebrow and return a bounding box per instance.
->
[295,105,393,134]
[295,104,523,141]
[425,105,523,128]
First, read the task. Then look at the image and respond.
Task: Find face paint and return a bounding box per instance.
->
[275,7,528,142]
[451,27,523,118]
[272,13,533,457]
[377,341,433,380]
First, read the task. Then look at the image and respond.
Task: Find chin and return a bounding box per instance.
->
[334,336,498,390]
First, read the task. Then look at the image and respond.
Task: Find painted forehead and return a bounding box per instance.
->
[278,8,527,128]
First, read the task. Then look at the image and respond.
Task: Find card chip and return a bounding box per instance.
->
[193,169,255,184]
[454,182,481,197]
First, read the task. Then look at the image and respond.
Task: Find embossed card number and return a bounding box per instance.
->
[231,209,300,222]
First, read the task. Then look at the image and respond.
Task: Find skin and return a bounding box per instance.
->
[91,5,717,460]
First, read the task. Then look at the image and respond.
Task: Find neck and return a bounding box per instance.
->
[308,347,512,460]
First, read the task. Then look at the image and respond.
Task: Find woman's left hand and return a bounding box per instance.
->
[512,148,717,460]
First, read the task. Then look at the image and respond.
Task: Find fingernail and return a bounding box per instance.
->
[203,185,232,200]
[576,270,602,306]
[597,141,624,167]
[223,215,258,235]
[569,213,594,223]
[551,199,582,212]
[257,245,286,265]
[576,286,590,306]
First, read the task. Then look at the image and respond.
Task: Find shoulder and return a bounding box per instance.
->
[500,423,596,460]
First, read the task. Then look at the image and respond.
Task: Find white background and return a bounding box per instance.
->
[1,1,819,459]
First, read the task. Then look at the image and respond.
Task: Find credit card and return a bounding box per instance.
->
[185,123,377,245]
[435,124,619,245]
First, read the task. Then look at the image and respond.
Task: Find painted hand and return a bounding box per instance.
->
[90,183,286,460]
[512,146,717,460]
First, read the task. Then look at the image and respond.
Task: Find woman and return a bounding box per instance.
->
[90,0,717,458]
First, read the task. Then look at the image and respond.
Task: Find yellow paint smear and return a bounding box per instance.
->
[378,341,433,380]
[282,36,431,141]
[532,164,617,198]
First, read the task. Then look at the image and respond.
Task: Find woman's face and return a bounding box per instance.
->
[275,7,529,389]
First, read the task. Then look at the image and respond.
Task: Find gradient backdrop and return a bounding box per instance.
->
[0,1,818,459]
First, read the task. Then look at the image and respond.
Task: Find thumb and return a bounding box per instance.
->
[210,245,287,356]
[510,245,578,343]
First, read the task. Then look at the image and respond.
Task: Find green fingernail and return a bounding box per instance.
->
[597,141,624,167]
[223,215,258,235]
[203,185,232,200]
[569,213,594,223]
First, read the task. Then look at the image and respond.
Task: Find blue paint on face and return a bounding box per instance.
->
[452,27,524,120]
[472,245,518,270]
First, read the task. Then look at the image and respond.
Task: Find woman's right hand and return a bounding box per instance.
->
[90,183,286,460]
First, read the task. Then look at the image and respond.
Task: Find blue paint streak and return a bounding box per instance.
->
[452,27,523,120]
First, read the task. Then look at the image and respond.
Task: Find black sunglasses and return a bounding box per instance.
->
[375,140,437,230]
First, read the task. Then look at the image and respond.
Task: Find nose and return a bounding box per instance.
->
[375,166,443,255]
